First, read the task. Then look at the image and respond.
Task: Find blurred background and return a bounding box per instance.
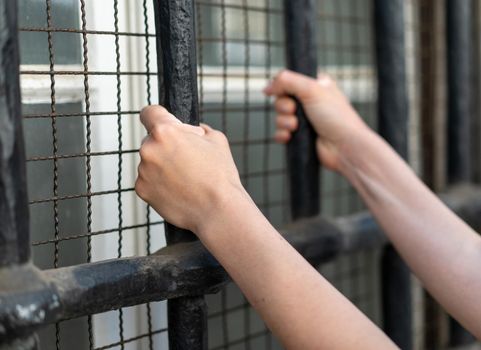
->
[18,0,481,349]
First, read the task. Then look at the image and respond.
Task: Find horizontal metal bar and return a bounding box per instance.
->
[1,184,481,344]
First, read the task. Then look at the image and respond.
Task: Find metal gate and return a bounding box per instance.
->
[1,0,481,349]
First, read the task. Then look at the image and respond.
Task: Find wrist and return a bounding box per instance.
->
[336,126,380,179]
[194,182,255,240]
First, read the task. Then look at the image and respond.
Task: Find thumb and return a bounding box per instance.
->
[140,105,181,133]
[264,70,318,101]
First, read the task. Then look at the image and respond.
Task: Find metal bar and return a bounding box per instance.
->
[2,184,481,344]
[471,0,481,184]
[419,1,449,346]
[0,4,61,348]
[0,185,481,349]
[0,0,30,267]
[152,0,207,349]
[374,1,413,348]
[283,0,319,220]
[445,0,476,345]
[446,0,472,184]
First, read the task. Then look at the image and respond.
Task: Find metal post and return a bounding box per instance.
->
[374,1,413,348]
[420,1,450,347]
[0,0,30,268]
[446,0,472,184]
[0,1,40,349]
[152,0,207,349]
[471,0,481,184]
[446,0,476,345]
[283,0,319,220]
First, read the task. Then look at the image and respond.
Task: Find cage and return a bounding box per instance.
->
[0,0,480,349]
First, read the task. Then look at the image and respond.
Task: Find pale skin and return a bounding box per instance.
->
[135,70,481,349]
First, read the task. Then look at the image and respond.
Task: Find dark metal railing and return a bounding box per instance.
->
[374,1,413,348]
[1,0,480,349]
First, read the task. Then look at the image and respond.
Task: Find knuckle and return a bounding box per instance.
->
[141,104,166,116]
[135,178,146,199]
[139,143,154,161]
[276,69,289,83]
[317,73,334,87]
[150,123,175,140]
[214,130,228,143]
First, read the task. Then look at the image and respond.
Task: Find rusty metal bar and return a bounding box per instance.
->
[152,0,207,348]
[2,183,481,345]
[0,0,30,268]
[446,0,476,346]
[283,0,319,220]
[0,1,58,349]
[419,1,449,347]
[374,0,413,348]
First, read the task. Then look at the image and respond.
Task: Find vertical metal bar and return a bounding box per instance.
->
[446,0,472,184]
[0,1,38,348]
[0,0,30,267]
[471,0,481,184]
[445,0,476,346]
[283,0,319,220]
[419,1,450,347]
[152,1,207,349]
[374,1,413,349]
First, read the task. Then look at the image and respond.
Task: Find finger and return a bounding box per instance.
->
[276,115,298,131]
[274,96,296,114]
[140,105,181,133]
[274,129,291,144]
[264,70,317,100]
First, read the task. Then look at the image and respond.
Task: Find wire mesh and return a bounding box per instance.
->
[198,0,381,349]
[17,0,476,349]
[20,0,166,349]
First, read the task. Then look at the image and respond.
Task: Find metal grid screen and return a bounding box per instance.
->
[198,0,382,349]
[17,0,420,349]
[21,0,165,348]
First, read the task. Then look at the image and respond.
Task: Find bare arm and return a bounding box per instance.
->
[267,70,481,338]
[135,106,397,349]
[339,128,481,337]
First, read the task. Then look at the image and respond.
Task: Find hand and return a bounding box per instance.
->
[264,70,369,171]
[135,106,246,234]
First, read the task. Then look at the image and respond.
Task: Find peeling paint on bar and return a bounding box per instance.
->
[152,0,207,348]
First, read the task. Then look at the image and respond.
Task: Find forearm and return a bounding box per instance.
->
[339,128,481,336]
[197,187,396,349]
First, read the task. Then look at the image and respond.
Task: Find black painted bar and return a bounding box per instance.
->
[283,0,320,219]
[0,0,30,267]
[152,0,207,349]
[0,1,41,349]
[374,0,413,348]
[2,184,481,344]
[446,0,472,184]
[446,0,476,345]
